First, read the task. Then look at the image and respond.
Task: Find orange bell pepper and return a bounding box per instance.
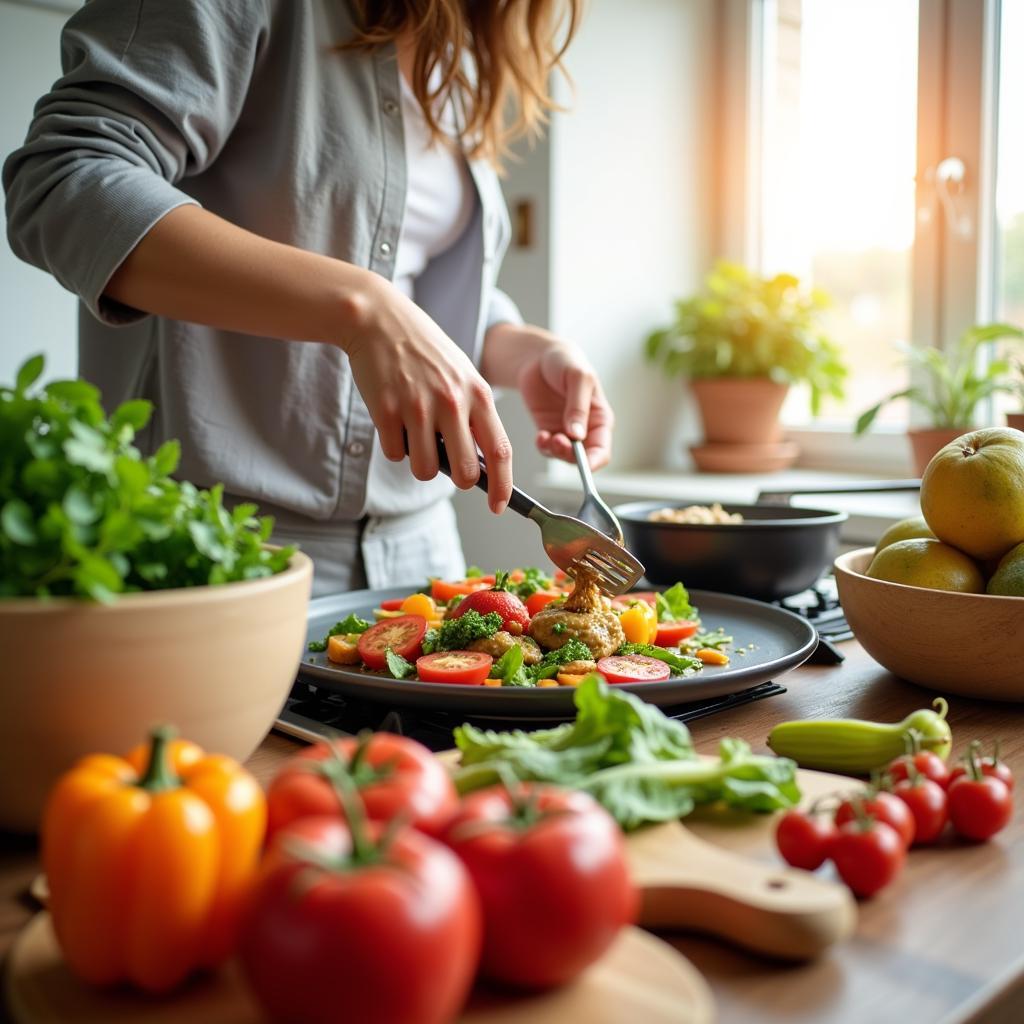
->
[42,726,266,994]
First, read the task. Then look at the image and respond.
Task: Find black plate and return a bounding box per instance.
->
[299,586,817,716]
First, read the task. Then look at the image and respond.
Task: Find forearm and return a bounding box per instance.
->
[104,205,377,350]
[481,322,565,387]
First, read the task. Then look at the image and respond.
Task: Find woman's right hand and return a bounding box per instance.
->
[343,274,514,514]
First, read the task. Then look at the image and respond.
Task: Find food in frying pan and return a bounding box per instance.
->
[309,567,733,686]
[648,503,744,524]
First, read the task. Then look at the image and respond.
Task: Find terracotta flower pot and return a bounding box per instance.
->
[907,427,970,476]
[1007,412,1024,432]
[690,378,788,444]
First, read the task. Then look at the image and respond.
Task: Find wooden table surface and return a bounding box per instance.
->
[1,643,1021,1024]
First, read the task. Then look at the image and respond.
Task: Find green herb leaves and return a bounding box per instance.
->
[0,355,294,600]
[308,613,372,652]
[455,675,800,829]
[655,581,697,623]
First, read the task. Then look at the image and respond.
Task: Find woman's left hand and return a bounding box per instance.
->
[483,323,614,470]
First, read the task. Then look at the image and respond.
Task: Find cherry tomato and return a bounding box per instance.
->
[596,654,672,684]
[775,809,837,870]
[892,777,948,845]
[835,791,915,849]
[888,750,951,789]
[357,614,428,670]
[525,590,563,616]
[266,734,458,842]
[441,785,635,989]
[610,591,659,609]
[948,742,1014,792]
[654,620,700,646]
[831,818,906,898]
[450,587,530,633]
[380,598,404,611]
[947,775,1013,841]
[416,651,493,685]
[430,577,494,602]
[241,816,480,1024]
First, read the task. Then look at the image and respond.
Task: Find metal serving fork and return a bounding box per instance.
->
[571,439,625,545]
[434,437,644,596]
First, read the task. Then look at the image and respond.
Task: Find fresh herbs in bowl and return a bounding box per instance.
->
[0,355,294,600]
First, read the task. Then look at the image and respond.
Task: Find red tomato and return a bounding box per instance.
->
[357,614,428,670]
[525,590,563,616]
[887,751,951,789]
[416,651,493,685]
[775,809,837,870]
[240,817,480,1024]
[892,777,948,845]
[430,577,493,602]
[835,791,915,849]
[441,785,636,989]
[948,752,1014,792]
[379,598,405,611]
[654,620,700,646]
[947,776,1013,841]
[611,591,658,609]
[450,587,530,633]
[831,818,906,898]
[596,654,671,684]
[265,734,458,842]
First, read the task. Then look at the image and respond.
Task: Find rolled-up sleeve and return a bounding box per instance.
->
[485,286,523,332]
[3,0,266,325]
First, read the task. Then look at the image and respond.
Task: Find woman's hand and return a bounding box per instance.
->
[483,323,614,470]
[345,276,514,513]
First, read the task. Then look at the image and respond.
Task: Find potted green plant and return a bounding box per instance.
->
[0,355,312,831]
[1007,358,1024,433]
[645,261,847,472]
[854,323,1024,475]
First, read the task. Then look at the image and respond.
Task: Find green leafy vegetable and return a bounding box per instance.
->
[422,609,502,654]
[308,613,372,652]
[465,565,485,578]
[490,644,535,688]
[454,676,800,830]
[507,566,553,600]
[617,642,702,676]
[684,628,733,653]
[534,638,592,674]
[552,622,566,635]
[0,355,294,601]
[655,581,698,623]
[385,647,416,679]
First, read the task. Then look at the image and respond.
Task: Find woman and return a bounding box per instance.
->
[3,0,612,595]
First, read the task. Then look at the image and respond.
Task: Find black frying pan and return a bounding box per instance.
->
[615,481,921,601]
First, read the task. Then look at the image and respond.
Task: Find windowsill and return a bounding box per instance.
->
[535,464,920,546]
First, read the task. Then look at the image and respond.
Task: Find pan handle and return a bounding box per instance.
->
[756,479,921,506]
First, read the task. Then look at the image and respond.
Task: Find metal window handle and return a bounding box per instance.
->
[935,157,972,239]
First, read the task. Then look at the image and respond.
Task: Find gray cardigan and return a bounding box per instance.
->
[3,0,521,527]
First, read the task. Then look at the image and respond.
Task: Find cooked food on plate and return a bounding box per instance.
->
[649,503,744,524]
[309,567,733,687]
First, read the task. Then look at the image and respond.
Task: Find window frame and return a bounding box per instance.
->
[713,0,1003,476]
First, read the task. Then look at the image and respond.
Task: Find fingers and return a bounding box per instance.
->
[436,392,480,491]
[562,367,594,442]
[404,401,439,482]
[584,388,614,469]
[375,395,406,462]
[471,392,513,515]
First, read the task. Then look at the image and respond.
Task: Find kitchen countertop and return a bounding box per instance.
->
[1,643,1021,1024]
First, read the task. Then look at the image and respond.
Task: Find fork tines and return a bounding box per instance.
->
[573,544,644,596]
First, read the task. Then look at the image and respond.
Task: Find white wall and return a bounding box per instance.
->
[0,0,78,385]
[455,0,715,568]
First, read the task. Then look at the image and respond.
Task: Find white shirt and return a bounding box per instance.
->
[363,69,476,516]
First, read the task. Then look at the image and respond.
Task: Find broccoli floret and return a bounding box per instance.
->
[422,609,503,653]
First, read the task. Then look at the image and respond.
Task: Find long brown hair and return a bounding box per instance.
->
[347,1,582,165]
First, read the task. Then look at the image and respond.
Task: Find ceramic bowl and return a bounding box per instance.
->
[0,551,313,832]
[834,547,1024,701]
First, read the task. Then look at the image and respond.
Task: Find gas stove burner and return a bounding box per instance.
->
[777,574,851,665]
[275,678,788,750]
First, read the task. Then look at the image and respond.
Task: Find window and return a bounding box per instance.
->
[718,0,1021,472]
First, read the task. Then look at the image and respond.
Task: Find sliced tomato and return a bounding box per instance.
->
[611,591,659,609]
[357,615,428,670]
[431,577,494,603]
[596,654,671,684]
[379,598,404,611]
[525,590,563,616]
[416,651,493,685]
[655,620,699,645]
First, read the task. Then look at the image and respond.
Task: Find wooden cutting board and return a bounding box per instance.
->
[5,916,714,1024]
[628,765,859,959]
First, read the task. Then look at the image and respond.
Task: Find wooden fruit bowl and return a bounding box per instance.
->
[834,548,1024,701]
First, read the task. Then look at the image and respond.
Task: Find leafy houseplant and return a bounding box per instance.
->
[0,354,295,600]
[1007,358,1024,433]
[854,323,1024,475]
[645,262,847,472]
